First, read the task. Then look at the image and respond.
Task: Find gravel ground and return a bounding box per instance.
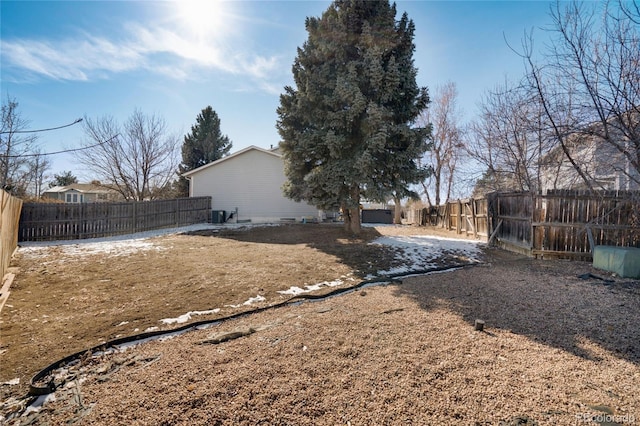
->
[4,247,639,425]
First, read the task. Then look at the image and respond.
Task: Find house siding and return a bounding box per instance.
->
[541,137,640,192]
[42,184,120,203]
[189,148,319,222]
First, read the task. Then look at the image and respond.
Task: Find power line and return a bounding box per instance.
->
[0,118,83,134]
[3,134,119,158]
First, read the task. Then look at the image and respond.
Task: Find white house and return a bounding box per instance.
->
[540,135,640,192]
[42,183,120,203]
[183,145,320,223]
[540,116,639,192]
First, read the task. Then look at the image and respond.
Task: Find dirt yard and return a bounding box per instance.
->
[1,224,639,425]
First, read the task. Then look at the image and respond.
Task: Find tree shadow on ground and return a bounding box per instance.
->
[185,223,404,279]
[393,248,640,366]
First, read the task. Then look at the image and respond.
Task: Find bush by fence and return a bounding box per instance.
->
[19,197,212,242]
[1,190,23,278]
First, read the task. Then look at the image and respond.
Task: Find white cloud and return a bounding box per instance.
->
[1,18,283,93]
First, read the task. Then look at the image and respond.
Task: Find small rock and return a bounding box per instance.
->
[200,327,256,344]
[95,362,113,375]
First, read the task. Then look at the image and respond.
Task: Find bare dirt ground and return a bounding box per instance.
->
[1,224,640,425]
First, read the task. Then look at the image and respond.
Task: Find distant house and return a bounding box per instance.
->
[42,183,120,203]
[540,121,639,192]
[182,145,320,223]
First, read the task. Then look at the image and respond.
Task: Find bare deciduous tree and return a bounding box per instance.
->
[77,110,179,201]
[418,82,463,206]
[521,0,640,191]
[1,96,36,195]
[25,148,51,198]
[467,79,556,194]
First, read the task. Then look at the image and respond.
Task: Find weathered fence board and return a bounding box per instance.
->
[1,190,23,277]
[528,190,640,259]
[408,190,639,259]
[487,192,534,255]
[407,198,489,238]
[19,197,212,241]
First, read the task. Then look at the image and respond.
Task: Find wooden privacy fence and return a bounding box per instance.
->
[407,198,489,239]
[488,190,640,259]
[1,190,23,278]
[407,190,639,259]
[19,197,212,242]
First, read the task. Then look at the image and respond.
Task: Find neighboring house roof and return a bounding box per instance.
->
[182,145,282,177]
[44,184,116,194]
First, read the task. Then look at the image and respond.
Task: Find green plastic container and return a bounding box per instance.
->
[592,245,640,279]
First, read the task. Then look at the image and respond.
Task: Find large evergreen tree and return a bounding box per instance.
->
[177,106,232,196]
[277,0,430,233]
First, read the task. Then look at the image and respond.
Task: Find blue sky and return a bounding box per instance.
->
[1,0,555,179]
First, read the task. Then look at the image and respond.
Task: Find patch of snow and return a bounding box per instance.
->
[116,321,129,327]
[18,223,220,249]
[23,393,56,416]
[20,239,162,259]
[19,223,285,249]
[17,222,292,260]
[2,378,19,386]
[278,278,346,295]
[144,326,159,332]
[160,309,221,325]
[370,234,484,276]
[226,295,266,308]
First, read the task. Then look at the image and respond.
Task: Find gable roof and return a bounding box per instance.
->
[182,145,282,177]
[44,183,116,194]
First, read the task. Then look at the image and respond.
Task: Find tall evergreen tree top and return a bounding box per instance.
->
[277,0,430,232]
[49,170,78,188]
[180,106,232,173]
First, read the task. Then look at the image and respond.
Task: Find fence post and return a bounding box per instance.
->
[132,201,138,233]
[529,193,535,251]
[80,202,86,239]
[470,199,478,238]
[444,203,450,230]
[486,192,496,241]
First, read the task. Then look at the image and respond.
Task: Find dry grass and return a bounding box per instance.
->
[0,224,402,397]
[2,224,639,425]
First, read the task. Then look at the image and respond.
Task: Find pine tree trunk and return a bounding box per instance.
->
[348,186,361,234]
[393,196,402,224]
[342,204,351,232]
[349,206,361,234]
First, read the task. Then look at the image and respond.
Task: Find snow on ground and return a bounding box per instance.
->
[18,223,290,260]
[370,234,484,277]
[160,309,221,325]
[277,274,356,296]
[10,224,490,421]
[225,295,267,308]
[21,239,164,259]
[20,223,484,320]
[17,223,251,259]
